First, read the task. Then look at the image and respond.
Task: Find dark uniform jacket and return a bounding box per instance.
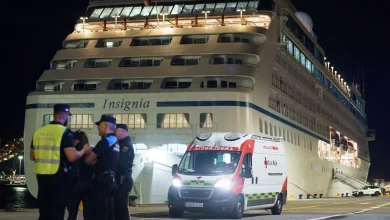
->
[116,136,135,176]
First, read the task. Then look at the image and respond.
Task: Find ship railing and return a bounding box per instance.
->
[74,13,271,33]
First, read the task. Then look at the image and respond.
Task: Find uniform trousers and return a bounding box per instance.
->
[37,173,68,220]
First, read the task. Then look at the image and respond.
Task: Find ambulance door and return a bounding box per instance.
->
[241,152,256,208]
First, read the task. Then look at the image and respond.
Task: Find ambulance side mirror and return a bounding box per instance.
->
[241,166,253,178]
[245,166,253,178]
[171,164,178,176]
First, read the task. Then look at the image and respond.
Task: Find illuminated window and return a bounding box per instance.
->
[200,113,213,128]
[69,114,94,129]
[43,114,54,125]
[43,114,94,129]
[157,113,189,129]
[109,113,147,129]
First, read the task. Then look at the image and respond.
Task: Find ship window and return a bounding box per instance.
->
[64,40,89,49]
[43,114,54,125]
[224,2,237,12]
[237,2,249,10]
[95,38,123,48]
[150,6,163,15]
[200,113,213,128]
[119,57,163,67]
[264,121,268,135]
[129,6,142,17]
[157,113,190,129]
[51,60,78,70]
[109,113,147,129]
[131,37,172,46]
[181,5,194,14]
[161,78,192,89]
[210,54,259,66]
[270,123,273,136]
[200,77,252,89]
[44,114,94,129]
[37,81,65,92]
[274,125,278,136]
[90,8,103,18]
[294,45,300,61]
[192,4,205,13]
[100,8,113,18]
[287,39,293,54]
[140,6,153,16]
[161,6,174,14]
[180,35,209,44]
[84,59,112,68]
[108,79,152,90]
[247,1,259,10]
[171,56,201,66]
[110,7,123,17]
[69,114,95,129]
[259,118,263,133]
[120,7,133,17]
[171,5,184,14]
[72,81,100,91]
[218,33,262,44]
[205,3,216,11]
[214,3,226,12]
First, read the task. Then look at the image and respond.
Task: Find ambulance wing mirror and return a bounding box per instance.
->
[242,166,253,178]
[172,164,178,176]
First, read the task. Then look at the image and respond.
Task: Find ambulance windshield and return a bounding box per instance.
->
[177,150,241,176]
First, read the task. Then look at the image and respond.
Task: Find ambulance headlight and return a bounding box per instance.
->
[172,178,181,187]
[224,133,248,141]
[214,179,233,190]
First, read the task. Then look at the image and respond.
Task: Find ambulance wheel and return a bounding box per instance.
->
[169,207,184,218]
[230,196,244,219]
[271,194,283,215]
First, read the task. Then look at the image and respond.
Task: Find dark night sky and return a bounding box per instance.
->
[1,0,389,178]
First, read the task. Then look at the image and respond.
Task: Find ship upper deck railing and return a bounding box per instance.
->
[74,12,271,33]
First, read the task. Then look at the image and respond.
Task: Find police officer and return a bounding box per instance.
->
[67,130,93,220]
[29,104,92,220]
[85,114,120,220]
[113,124,135,220]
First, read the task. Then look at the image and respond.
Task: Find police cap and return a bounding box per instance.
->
[53,104,71,115]
[116,124,128,131]
[95,114,116,126]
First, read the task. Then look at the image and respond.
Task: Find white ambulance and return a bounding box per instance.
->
[167,132,287,219]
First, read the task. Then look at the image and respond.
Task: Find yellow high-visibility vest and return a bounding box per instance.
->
[32,124,67,175]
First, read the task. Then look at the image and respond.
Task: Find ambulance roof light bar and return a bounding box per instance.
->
[196,133,212,141]
[224,133,248,141]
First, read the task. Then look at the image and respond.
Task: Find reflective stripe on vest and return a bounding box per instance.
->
[32,124,67,175]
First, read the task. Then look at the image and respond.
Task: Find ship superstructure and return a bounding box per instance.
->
[24,0,375,204]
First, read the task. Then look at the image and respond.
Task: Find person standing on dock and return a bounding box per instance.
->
[85,114,120,220]
[30,104,92,220]
[113,124,135,220]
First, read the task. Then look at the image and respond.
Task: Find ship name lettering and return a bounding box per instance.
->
[103,99,150,111]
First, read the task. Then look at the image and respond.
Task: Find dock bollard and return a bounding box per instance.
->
[346,193,349,197]
[320,194,323,198]
[299,194,303,199]
[307,194,311,199]
[341,193,344,197]
[313,194,317,198]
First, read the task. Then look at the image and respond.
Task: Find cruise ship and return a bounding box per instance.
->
[24,0,376,204]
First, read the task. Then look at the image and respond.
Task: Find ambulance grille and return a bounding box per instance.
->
[179,188,213,199]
